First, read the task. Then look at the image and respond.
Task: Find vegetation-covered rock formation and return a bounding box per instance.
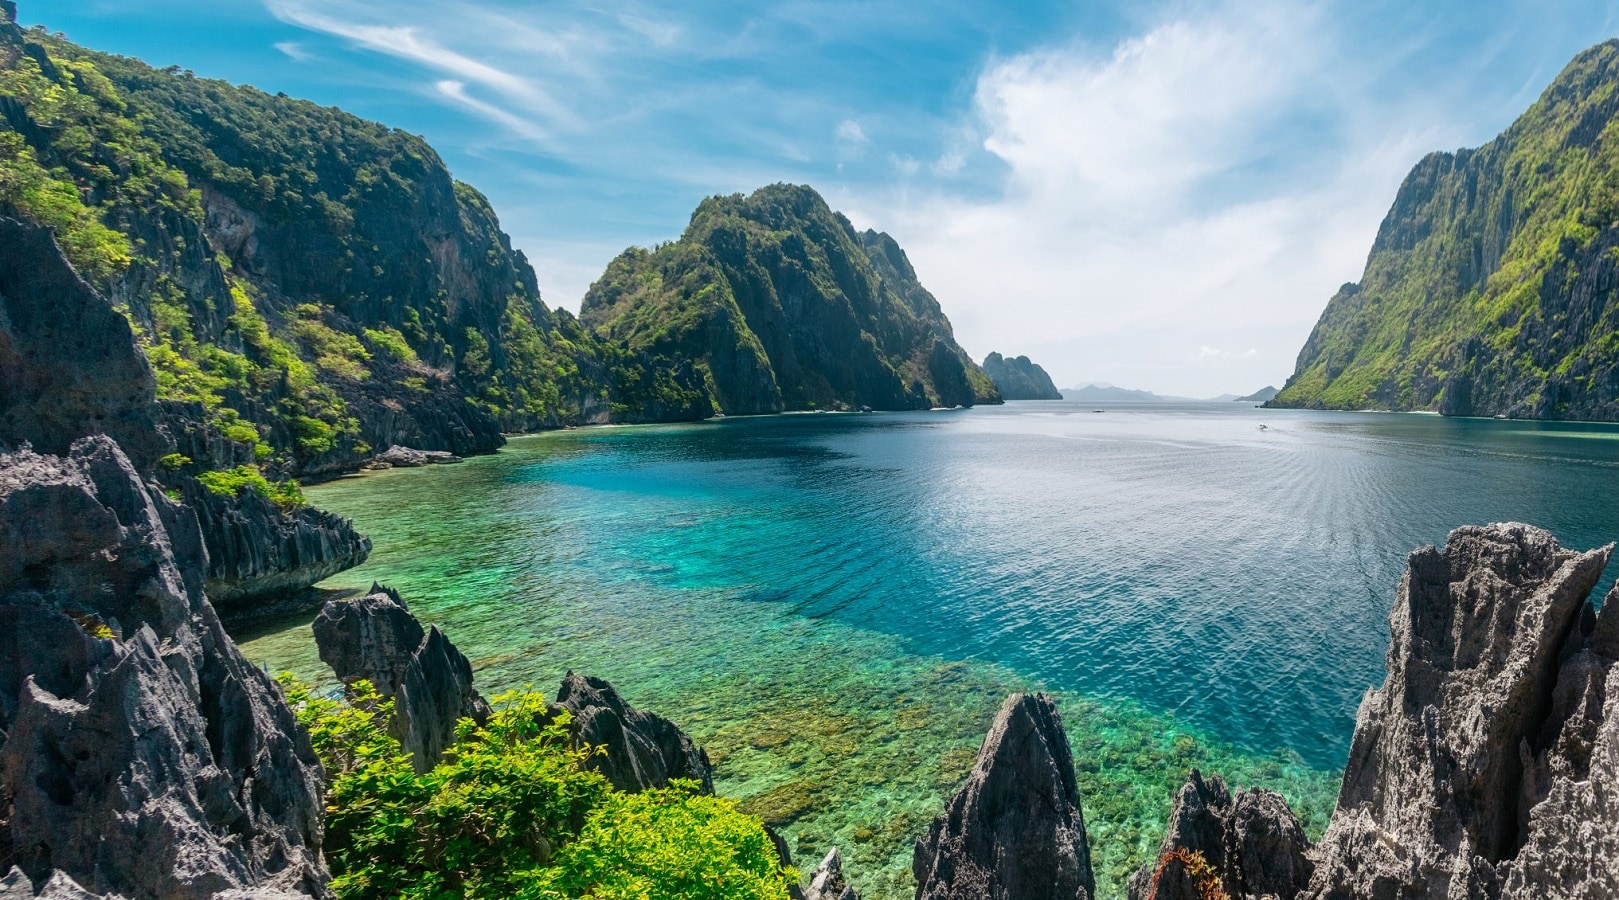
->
[1272,40,1619,419]
[581,184,1002,414]
[981,352,1064,400]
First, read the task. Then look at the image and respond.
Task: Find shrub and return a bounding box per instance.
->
[195,465,305,510]
[278,678,794,900]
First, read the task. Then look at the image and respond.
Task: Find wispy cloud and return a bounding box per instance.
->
[273,40,312,62]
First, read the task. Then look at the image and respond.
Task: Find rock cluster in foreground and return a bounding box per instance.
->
[0,437,327,898]
[906,522,1617,900]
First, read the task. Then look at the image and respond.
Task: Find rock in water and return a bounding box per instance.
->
[182,478,371,618]
[981,352,1064,401]
[371,445,464,468]
[552,671,715,794]
[804,848,860,900]
[313,587,490,772]
[1127,770,1312,900]
[0,436,327,898]
[913,692,1094,900]
[1305,523,1619,899]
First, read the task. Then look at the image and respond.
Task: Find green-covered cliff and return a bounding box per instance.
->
[1272,39,1619,419]
[581,184,1002,413]
[0,8,712,479]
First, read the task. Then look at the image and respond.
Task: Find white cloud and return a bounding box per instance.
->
[273,41,311,62]
[842,0,1459,396]
[835,118,867,144]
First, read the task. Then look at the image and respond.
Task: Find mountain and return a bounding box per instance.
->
[1064,384,1172,402]
[581,184,1001,414]
[981,352,1063,400]
[1271,40,1619,419]
[0,8,711,481]
[1236,385,1279,402]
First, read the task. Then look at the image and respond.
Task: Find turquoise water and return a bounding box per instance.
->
[239,402,1619,899]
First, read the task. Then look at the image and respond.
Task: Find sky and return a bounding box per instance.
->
[22,0,1619,396]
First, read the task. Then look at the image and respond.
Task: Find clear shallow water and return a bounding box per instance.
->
[239,401,1619,899]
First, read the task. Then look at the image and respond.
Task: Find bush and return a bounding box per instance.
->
[195,465,305,509]
[278,679,794,900]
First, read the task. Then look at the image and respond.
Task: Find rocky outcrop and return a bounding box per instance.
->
[581,184,1002,414]
[183,478,370,619]
[1304,522,1619,899]
[981,352,1064,401]
[1127,770,1312,900]
[312,587,490,773]
[913,692,1094,900]
[804,848,860,900]
[551,671,715,794]
[0,218,167,471]
[0,436,327,898]
[370,445,464,468]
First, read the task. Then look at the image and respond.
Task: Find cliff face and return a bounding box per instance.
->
[1272,40,1619,419]
[981,352,1064,400]
[0,436,327,898]
[581,184,1002,414]
[0,5,717,478]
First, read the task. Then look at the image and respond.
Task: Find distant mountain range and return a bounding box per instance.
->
[1062,383,1277,403]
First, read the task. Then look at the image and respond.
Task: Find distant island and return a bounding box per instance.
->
[1062,383,1263,403]
[1236,386,1279,402]
[981,352,1063,399]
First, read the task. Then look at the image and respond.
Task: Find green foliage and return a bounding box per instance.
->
[195,465,306,510]
[278,678,792,900]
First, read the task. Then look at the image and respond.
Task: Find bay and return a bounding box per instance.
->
[239,401,1619,898]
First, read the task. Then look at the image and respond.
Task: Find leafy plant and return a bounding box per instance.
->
[195,465,306,510]
[277,678,793,900]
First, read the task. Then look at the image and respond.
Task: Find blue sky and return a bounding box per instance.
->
[23,0,1619,395]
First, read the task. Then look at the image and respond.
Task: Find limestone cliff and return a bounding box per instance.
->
[981,352,1064,400]
[581,184,1002,414]
[1272,40,1619,419]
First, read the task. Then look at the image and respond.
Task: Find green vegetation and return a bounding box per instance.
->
[279,678,793,900]
[196,465,306,510]
[1273,39,1619,419]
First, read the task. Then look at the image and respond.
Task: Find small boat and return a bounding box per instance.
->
[1092,409,1104,413]
[1258,424,1268,431]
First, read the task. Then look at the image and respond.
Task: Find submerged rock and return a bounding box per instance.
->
[913,692,1094,900]
[0,436,327,898]
[552,671,715,794]
[1127,770,1312,900]
[313,586,490,772]
[1304,522,1619,899]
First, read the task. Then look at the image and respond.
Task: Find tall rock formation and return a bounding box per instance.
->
[0,209,368,613]
[551,671,716,794]
[312,586,491,773]
[581,184,1002,415]
[1304,523,1619,899]
[1127,770,1312,900]
[1271,40,1619,419]
[0,436,327,898]
[981,352,1064,400]
[912,692,1094,900]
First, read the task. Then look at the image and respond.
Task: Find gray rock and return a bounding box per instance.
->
[804,848,860,900]
[372,445,463,467]
[313,587,490,772]
[1127,770,1312,900]
[0,867,122,900]
[912,692,1094,900]
[1304,523,1619,900]
[0,218,167,471]
[182,477,371,617]
[0,436,327,898]
[552,671,715,794]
